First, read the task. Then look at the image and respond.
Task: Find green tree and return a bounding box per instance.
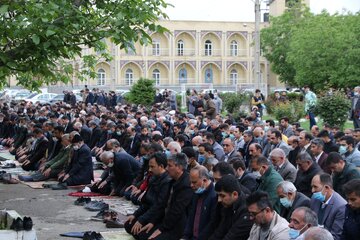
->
[287,12,360,90]
[0,0,169,90]
[127,78,155,106]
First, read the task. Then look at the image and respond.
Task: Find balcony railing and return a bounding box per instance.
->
[175,48,196,56]
[201,49,222,56]
[147,48,170,56]
[227,49,248,57]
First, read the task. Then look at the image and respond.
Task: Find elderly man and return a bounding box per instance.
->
[247,191,289,240]
[288,207,318,240]
[294,152,322,198]
[341,179,360,239]
[304,227,334,240]
[183,166,217,240]
[139,153,193,240]
[310,173,347,240]
[270,148,297,182]
[254,155,284,211]
[325,152,360,198]
[276,181,311,222]
[310,138,330,173]
[220,138,241,162]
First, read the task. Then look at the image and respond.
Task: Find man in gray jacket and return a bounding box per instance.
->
[270,148,297,183]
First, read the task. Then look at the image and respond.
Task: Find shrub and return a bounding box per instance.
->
[220,92,250,114]
[314,92,351,129]
[127,78,155,106]
[273,101,305,123]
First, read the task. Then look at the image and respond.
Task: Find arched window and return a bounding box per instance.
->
[177,40,184,56]
[97,69,106,86]
[205,40,212,56]
[179,68,187,84]
[125,69,133,86]
[230,69,238,85]
[152,40,160,56]
[205,68,213,83]
[152,69,160,85]
[230,40,238,56]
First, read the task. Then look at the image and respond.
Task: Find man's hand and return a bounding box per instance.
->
[39,165,46,173]
[62,174,70,182]
[137,191,146,201]
[148,229,161,239]
[125,215,135,224]
[98,180,107,189]
[22,160,30,166]
[91,179,102,187]
[131,189,141,196]
[125,185,136,192]
[131,221,143,235]
[43,168,51,177]
[140,223,154,234]
[109,190,116,196]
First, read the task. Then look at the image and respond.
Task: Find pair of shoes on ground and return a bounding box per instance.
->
[18,174,34,182]
[10,216,33,231]
[83,231,104,240]
[105,218,125,228]
[74,197,91,206]
[1,173,19,184]
[84,201,109,212]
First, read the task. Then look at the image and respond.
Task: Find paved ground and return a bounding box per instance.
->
[0,183,110,240]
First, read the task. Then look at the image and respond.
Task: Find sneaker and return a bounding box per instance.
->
[23,216,33,231]
[18,175,34,182]
[85,201,109,212]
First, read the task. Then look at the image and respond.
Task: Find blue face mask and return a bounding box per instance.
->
[165,150,172,159]
[289,224,307,239]
[108,130,113,134]
[339,145,347,155]
[280,197,292,208]
[222,132,228,138]
[312,191,326,202]
[229,134,235,140]
[198,154,206,164]
[195,187,206,194]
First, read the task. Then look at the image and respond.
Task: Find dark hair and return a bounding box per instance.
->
[340,136,355,147]
[199,143,214,154]
[246,191,273,211]
[204,132,215,142]
[271,129,282,139]
[310,138,324,148]
[149,152,168,168]
[182,146,197,159]
[334,131,345,140]
[33,128,43,135]
[317,129,330,138]
[54,125,64,133]
[318,173,333,189]
[152,134,163,142]
[214,174,241,194]
[343,179,360,197]
[232,160,246,171]
[256,155,270,166]
[302,132,314,142]
[174,134,187,143]
[213,162,235,176]
[325,152,344,166]
[243,130,253,137]
[251,143,263,151]
[280,117,289,122]
[149,143,164,153]
[265,119,275,128]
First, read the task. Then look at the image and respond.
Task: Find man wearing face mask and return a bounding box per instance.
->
[310,173,346,240]
[288,136,301,167]
[182,166,217,240]
[288,207,318,240]
[198,143,219,173]
[276,181,311,222]
[338,136,360,168]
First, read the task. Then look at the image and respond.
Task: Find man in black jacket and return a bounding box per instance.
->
[138,153,193,240]
[232,159,258,193]
[22,128,49,171]
[208,174,253,240]
[125,152,171,238]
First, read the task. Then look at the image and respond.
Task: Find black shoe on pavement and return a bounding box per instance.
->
[23,216,33,231]
[51,182,68,190]
[10,217,24,231]
[74,197,91,206]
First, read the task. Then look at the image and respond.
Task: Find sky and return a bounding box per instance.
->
[164,0,360,22]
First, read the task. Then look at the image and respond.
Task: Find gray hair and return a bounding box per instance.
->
[147,119,156,126]
[167,141,181,153]
[169,153,188,170]
[277,181,297,194]
[191,165,211,180]
[188,119,197,125]
[62,134,70,141]
[294,207,318,227]
[100,151,114,161]
[88,120,98,127]
[73,122,82,129]
[210,119,219,126]
[296,152,314,163]
[269,148,286,159]
[311,138,324,148]
[107,139,120,148]
[163,137,174,147]
[304,227,333,240]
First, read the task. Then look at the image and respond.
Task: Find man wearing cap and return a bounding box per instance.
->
[58,134,93,186]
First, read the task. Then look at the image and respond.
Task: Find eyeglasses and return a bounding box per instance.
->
[249,208,266,217]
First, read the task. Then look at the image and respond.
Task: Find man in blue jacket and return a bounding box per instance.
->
[183,165,217,240]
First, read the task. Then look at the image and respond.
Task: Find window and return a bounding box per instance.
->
[177,40,184,56]
[97,69,106,86]
[125,69,133,86]
[152,69,160,85]
[205,68,213,83]
[205,40,212,56]
[179,68,187,84]
[230,40,238,56]
[230,69,238,85]
[152,40,160,56]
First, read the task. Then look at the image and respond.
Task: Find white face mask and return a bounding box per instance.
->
[107,162,114,168]
[73,145,79,150]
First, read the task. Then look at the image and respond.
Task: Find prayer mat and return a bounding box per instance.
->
[100,230,134,240]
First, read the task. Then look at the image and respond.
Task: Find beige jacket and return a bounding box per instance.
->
[247,212,289,240]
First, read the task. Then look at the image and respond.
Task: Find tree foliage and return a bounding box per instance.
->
[127,78,156,106]
[261,1,360,91]
[314,92,351,129]
[220,92,249,114]
[0,0,169,90]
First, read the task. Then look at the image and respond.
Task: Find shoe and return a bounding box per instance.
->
[2,173,19,184]
[51,182,68,190]
[83,231,92,240]
[18,175,34,182]
[83,231,104,240]
[23,216,33,231]
[105,219,125,228]
[85,201,109,212]
[0,170,6,180]
[1,163,16,169]
[10,217,24,231]
[103,211,118,223]
[74,197,91,206]
[90,209,107,221]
